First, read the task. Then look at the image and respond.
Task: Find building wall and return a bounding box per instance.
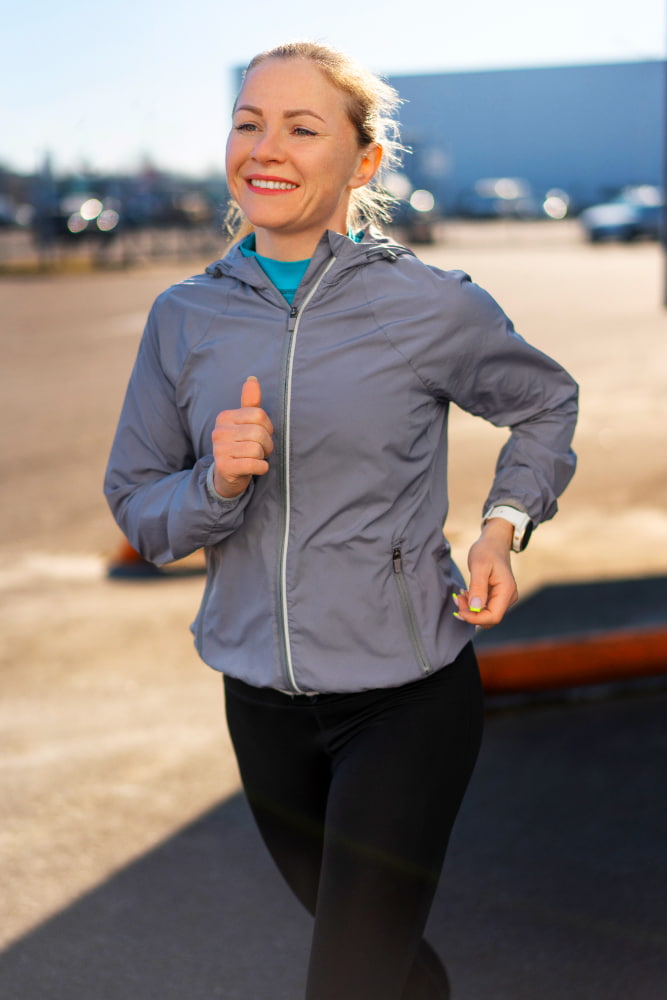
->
[387,61,665,212]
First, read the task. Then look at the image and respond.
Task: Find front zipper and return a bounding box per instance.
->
[277,256,338,693]
[392,546,432,675]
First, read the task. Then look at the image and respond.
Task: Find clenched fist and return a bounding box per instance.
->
[211,376,274,498]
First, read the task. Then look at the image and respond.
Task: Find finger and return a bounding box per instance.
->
[459,611,497,629]
[452,590,476,620]
[241,375,262,409]
[466,576,488,615]
[223,456,270,478]
[489,582,519,612]
[453,600,498,628]
[214,410,274,440]
[217,438,270,462]
[453,586,517,627]
[212,422,274,458]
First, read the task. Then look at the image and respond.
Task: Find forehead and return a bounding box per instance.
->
[238,58,347,117]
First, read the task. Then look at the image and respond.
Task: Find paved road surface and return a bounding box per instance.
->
[1,687,666,999]
[1,223,666,997]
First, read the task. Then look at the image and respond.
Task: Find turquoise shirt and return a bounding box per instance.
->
[239,235,309,305]
[239,231,365,304]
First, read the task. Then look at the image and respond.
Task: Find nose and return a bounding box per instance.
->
[250,126,285,164]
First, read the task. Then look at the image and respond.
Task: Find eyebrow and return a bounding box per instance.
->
[235,104,326,123]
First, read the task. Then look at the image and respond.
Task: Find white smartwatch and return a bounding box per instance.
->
[482,504,534,553]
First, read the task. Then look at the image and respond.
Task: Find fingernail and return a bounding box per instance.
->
[453,612,463,620]
[452,593,460,606]
[469,597,483,612]
[246,375,258,381]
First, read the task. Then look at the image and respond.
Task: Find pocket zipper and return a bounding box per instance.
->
[392,546,432,674]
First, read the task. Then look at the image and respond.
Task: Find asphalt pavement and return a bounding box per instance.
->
[2,229,666,998]
[1,685,665,1000]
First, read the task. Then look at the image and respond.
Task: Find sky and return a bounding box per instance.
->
[1,0,665,177]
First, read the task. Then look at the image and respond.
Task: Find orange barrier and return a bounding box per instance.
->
[107,538,163,578]
[110,539,146,566]
[477,626,667,694]
[106,537,207,578]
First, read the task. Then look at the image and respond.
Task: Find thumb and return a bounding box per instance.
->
[466,574,488,614]
[241,375,262,408]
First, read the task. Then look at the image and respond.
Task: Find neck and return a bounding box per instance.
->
[253,228,338,261]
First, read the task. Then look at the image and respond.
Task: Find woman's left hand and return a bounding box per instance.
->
[453,519,519,628]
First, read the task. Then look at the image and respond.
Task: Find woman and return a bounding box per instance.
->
[105,41,578,999]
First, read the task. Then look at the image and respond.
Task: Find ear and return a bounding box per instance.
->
[349,142,383,190]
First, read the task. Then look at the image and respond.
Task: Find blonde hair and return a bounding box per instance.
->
[225,40,406,239]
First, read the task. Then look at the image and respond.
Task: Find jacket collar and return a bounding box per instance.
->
[205,227,413,289]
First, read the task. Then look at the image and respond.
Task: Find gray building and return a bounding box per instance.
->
[386,60,665,213]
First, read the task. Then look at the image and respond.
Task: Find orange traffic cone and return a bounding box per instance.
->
[107,537,163,579]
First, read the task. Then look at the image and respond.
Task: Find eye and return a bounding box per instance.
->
[234,122,259,133]
[292,126,317,137]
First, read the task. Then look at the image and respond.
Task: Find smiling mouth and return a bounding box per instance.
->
[248,178,298,191]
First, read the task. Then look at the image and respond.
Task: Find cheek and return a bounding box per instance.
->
[330,139,365,186]
[225,137,242,195]
[225,130,243,168]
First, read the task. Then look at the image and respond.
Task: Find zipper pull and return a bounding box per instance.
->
[392,546,402,573]
[287,304,299,331]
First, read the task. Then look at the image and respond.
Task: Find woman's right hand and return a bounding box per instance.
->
[211,376,274,498]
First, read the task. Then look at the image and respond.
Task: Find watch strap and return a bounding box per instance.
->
[482,504,533,552]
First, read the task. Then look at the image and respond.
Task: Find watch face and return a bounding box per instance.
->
[518,520,533,551]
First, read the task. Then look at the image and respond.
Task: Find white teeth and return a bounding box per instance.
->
[250,179,297,190]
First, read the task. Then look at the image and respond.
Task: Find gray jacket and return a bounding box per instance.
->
[105,228,578,693]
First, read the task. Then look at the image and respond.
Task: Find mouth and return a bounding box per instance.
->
[246,177,299,192]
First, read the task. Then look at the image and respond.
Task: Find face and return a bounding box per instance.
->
[225,58,381,259]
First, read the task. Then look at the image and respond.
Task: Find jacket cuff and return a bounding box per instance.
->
[206,462,249,505]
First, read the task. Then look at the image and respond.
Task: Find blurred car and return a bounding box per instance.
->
[32,191,122,246]
[0,195,18,227]
[57,193,121,238]
[456,177,541,219]
[542,188,572,220]
[579,185,664,242]
[384,173,438,243]
[392,189,438,243]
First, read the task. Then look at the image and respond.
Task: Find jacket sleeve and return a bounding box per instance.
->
[432,272,578,526]
[103,299,254,565]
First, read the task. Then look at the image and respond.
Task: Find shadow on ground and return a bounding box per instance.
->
[2,690,666,1000]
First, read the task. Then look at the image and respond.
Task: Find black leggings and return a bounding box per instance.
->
[224,642,483,1000]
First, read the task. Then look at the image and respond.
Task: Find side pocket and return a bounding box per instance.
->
[392,545,432,675]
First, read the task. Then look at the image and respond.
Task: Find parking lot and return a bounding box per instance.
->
[1,221,666,997]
